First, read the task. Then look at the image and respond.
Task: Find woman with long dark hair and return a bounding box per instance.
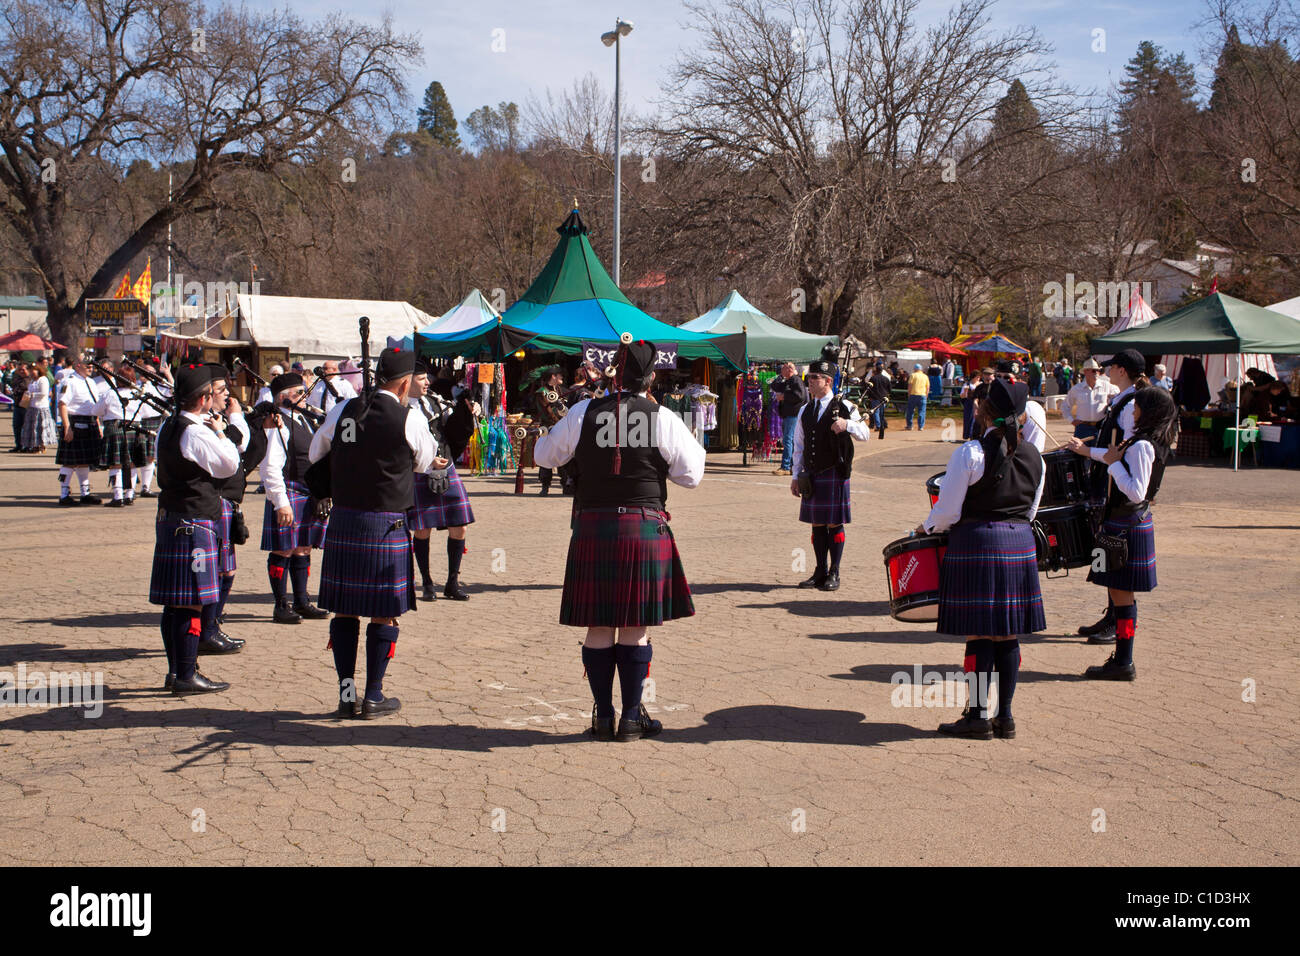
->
[1084,385,1180,681]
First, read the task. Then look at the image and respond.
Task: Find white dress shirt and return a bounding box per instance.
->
[227,412,250,453]
[1107,439,1156,503]
[308,389,436,478]
[59,374,101,415]
[260,406,319,510]
[1089,386,1137,462]
[534,395,706,488]
[256,385,273,406]
[91,386,129,422]
[1021,399,1047,452]
[1065,380,1119,424]
[307,376,358,414]
[791,393,871,476]
[177,411,241,479]
[923,431,1047,533]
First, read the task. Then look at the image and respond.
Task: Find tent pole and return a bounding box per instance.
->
[1234,353,1241,472]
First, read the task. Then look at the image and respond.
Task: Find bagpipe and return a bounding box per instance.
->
[92,359,172,418]
[88,359,167,468]
[302,317,370,503]
[233,358,326,429]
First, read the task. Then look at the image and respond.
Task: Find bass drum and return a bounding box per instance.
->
[1040,448,1092,508]
[1032,504,1095,573]
[882,532,949,623]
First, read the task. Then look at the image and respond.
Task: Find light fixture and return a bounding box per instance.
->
[514,350,525,360]
[601,18,633,45]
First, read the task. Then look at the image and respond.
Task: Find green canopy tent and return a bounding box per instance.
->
[1090,292,1300,470]
[499,208,747,371]
[679,290,836,363]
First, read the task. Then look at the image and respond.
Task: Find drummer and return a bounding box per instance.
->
[917,378,1045,740]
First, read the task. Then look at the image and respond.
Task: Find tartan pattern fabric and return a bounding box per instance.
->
[408,462,475,530]
[55,415,102,467]
[1088,511,1157,592]
[260,480,328,551]
[937,519,1046,636]
[140,416,164,461]
[148,515,221,606]
[97,419,142,468]
[798,468,852,525]
[318,507,416,618]
[559,508,695,628]
[218,498,237,574]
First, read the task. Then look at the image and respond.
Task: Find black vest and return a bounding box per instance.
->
[214,421,267,503]
[960,434,1044,522]
[330,396,414,513]
[278,409,314,485]
[157,416,222,520]
[1106,439,1168,516]
[800,395,855,478]
[1091,389,1138,497]
[574,394,669,509]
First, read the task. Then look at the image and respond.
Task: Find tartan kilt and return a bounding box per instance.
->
[559,508,694,628]
[55,415,102,467]
[140,416,164,460]
[1088,510,1157,592]
[218,498,237,574]
[938,519,1045,636]
[260,481,328,551]
[409,462,475,530]
[318,507,415,618]
[148,515,221,607]
[798,467,851,525]
[97,419,130,468]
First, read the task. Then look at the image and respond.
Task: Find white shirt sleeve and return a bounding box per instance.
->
[924,441,981,533]
[1108,440,1155,503]
[534,398,589,468]
[179,415,241,479]
[841,399,871,441]
[228,412,250,452]
[655,406,706,488]
[1065,384,1081,423]
[1027,458,1046,521]
[791,404,809,474]
[406,404,436,473]
[1021,401,1047,452]
[260,422,292,510]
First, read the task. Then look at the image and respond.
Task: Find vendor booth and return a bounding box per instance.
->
[680,290,837,362]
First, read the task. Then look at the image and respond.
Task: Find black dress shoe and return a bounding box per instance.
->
[273,602,302,624]
[991,716,1016,739]
[163,673,175,691]
[124,496,136,506]
[80,494,103,505]
[1084,654,1136,681]
[139,489,157,498]
[798,573,827,589]
[442,581,470,601]
[539,487,550,496]
[937,714,994,739]
[360,696,401,719]
[214,629,245,648]
[589,714,616,741]
[1087,628,1116,644]
[1078,608,1115,637]
[421,583,438,602]
[818,571,841,592]
[616,703,663,741]
[59,496,79,506]
[197,632,241,654]
[171,671,231,695]
[336,698,360,718]
[106,498,125,508]
[293,603,330,620]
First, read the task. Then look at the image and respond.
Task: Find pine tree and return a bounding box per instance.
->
[991,79,1042,139]
[416,81,461,149]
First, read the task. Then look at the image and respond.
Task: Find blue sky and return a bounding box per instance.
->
[251,0,1221,129]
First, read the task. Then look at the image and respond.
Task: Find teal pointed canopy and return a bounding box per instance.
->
[500,208,747,370]
[1090,292,1300,354]
[680,289,838,362]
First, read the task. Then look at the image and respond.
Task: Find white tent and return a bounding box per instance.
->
[424,288,502,335]
[234,294,436,362]
[1268,295,1300,320]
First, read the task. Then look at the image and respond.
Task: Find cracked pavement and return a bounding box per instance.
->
[0,415,1296,865]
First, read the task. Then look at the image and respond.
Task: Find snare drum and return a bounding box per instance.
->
[883,532,949,622]
[925,471,944,507]
[1040,449,1092,507]
[1032,504,1095,572]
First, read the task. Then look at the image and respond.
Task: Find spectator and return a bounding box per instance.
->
[1064,358,1118,441]
[1153,364,1173,390]
[768,361,808,475]
[1054,358,1073,393]
[1027,357,1044,396]
[906,363,929,431]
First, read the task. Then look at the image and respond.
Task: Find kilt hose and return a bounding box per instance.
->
[218,498,237,574]
[318,507,416,618]
[409,462,475,531]
[149,514,221,607]
[55,414,102,467]
[260,480,328,551]
[1088,510,1157,592]
[559,506,694,628]
[938,519,1045,637]
[798,467,851,525]
[140,416,164,460]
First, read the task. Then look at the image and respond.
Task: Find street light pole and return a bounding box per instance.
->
[602,18,634,288]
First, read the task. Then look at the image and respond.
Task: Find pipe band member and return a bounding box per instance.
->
[88,359,135,507]
[55,355,106,505]
[134,364,171,497]
[530,364,574,495]
[790,347,871,592]
[996,360,1048,452]
[534,339,705,743]
[1066,348,1149,643]
[921,378,1046,740]
[148,363,242,695]
[309,347,435,719]
[1080,385,1178,681]
[408,360,477,602]
[259,371,330,624]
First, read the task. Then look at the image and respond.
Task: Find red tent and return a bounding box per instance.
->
[904,337,967,357]
[0,330,65,352]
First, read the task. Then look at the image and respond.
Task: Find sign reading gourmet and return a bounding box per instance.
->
[582,341,678,371]
[85,298,147,330]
